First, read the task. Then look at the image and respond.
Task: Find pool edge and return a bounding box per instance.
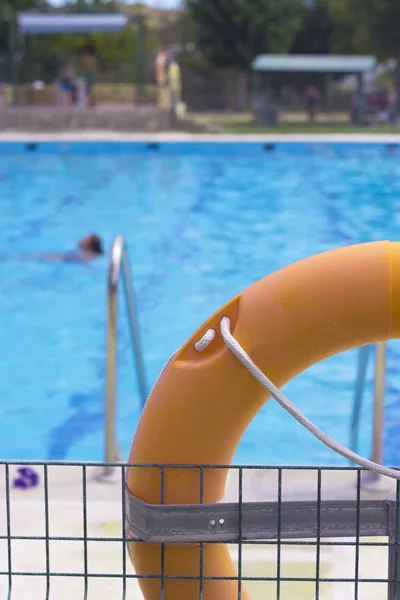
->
[1,131,400,144]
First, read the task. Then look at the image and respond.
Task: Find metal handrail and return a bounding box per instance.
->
[371,343,386,468]
[350,344,371,454]
[350,342,387,490]
[100,235,148,479]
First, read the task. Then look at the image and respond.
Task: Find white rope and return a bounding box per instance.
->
[194,317,400,480]
[194,328,216,352]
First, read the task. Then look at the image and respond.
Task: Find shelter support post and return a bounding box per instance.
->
[325,73,332,113]
[9,15,18,106]
[134,16,146,106]
[356,72,365,126]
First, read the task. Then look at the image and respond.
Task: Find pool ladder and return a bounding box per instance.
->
[350,343,389,490]
[97,239,389,485]
[97,235,148,481]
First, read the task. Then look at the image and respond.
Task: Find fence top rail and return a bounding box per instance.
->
[2,460,398,470]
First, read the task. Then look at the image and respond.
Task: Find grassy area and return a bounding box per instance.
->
[220,123,397,134]
[189,111,399,135]
[221,122,397,134]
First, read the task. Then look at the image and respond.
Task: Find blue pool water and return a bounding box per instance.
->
[1,141,400,466]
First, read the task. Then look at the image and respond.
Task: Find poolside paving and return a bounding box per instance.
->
[1,131,400,143]
[0,463,396,599]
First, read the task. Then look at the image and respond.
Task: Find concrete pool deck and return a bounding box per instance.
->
[1,131,400,143]
[0,463,397,599]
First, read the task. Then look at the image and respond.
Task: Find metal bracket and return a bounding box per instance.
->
[125,488,393,544]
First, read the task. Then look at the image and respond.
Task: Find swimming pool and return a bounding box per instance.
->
[1,141,400,466]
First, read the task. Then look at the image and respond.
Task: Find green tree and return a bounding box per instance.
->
[186,0,303,70]
[329,0,400,114]
[0,0,48,56]
[185,0,303,110]
[281,0,335,94]
[291,0,333,55]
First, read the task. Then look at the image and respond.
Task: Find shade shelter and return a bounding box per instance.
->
[17,13,130,34]
[251,54,377,125]
[9,12,147,105]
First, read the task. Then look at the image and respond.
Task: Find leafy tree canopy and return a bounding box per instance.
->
[186,0,303,70]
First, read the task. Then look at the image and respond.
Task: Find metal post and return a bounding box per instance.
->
[9,15,18,106]
[356,72,365,126]
[388,502,400,600]
[97,240,121,481]
[325,73,332,114]
[372,343,386,466]
[350,345,371,457]
[121,250,148,406]
[362,343,390,491]
[105,263,118,466]
[134,16,146,106]
[97,235,148,483]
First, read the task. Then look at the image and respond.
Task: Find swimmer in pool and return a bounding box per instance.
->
[46,234,105,263]
[0,234,105,265]
[9,234,105,264]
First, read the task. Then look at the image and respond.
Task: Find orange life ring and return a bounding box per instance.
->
[127,240,400,599]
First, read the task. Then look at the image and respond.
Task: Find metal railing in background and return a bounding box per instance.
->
[98,235,148,481]
[350,342,389,491]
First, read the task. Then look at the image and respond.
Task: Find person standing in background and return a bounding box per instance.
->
[167,52,182,114]
[58,60,78,106]
[155,49,170,109]
[305,85,322,124]
[82,44,98,107]
[155,49,168,87]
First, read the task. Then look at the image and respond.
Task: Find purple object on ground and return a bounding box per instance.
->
[13,467,39,489]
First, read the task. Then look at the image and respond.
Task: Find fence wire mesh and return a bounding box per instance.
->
[1,461,400,599]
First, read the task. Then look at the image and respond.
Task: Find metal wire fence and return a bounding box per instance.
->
[1,461,400,599]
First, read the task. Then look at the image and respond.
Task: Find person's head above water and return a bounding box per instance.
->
[78,234,104,256]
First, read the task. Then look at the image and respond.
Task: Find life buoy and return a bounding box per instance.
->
[127,241,400,600]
